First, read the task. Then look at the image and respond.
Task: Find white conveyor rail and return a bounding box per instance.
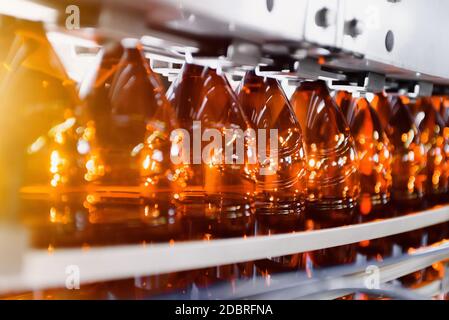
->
[0,205,448,294]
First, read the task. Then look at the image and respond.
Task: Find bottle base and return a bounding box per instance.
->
[306,197,358,212]
[255,197,305,216]
[175,191,255,218]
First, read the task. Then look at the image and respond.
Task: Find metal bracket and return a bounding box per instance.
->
[410,81,434,98]
[257,58,345,84]
[387,80,434,98]
[226,40,262,67]
[149,58,183,80]
[295,58,346,81]
[329,72,386,93]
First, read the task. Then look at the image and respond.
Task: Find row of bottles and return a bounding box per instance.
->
[3,19,449,225]
[1,15,448,301]
[339,91,449,208]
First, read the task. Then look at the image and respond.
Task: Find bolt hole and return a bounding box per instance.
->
[266,0,274,12]
[385,30,394,52]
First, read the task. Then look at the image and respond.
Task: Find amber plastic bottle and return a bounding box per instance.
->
[351,98,392,213]
[388,97,427,205]
[416,97,449,283]
[287,81,360,282]
[166,63,256,218]
[0,19,82,223]
[0,15,21,221]
[436,96,449,197]
[385,98,431,287]
[412,98,448,200]
[237,71,306,216]
[350,97,395,266]
[290,80,360,213]
[81,40,178,207]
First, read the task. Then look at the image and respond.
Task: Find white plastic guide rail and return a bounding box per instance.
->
[160,245,449,300]
[0,205,448,294]
[238,244,449,300]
